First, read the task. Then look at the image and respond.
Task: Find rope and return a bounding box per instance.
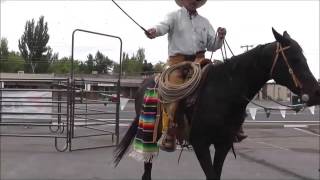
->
[224,39,235,56]
[210,31,218,61]
[210,29,235,62]
[243,95,305,112]
[157,61,202,103]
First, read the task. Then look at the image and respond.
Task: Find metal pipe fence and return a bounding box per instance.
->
[0,78,70,151]
[0,29,123,152]
[0,77,121,152]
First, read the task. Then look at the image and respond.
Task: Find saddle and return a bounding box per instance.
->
[176,60,213,143]
[154,59,216,149]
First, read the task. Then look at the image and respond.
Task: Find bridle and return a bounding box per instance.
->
[270,42,303,89]
[242,42,306,111]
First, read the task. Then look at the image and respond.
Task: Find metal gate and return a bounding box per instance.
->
[0,29,122,152]
[0,77,71,152]
[68,29,122,151]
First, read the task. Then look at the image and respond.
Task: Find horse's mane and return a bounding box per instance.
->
[227,44,270,70]
[203,43,274,105]
[208,43,268,80]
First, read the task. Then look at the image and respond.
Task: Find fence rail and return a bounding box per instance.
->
[0,29,123,152]
[0,77,121,152]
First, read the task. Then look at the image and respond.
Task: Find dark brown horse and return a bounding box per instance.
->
[114,28,320,180]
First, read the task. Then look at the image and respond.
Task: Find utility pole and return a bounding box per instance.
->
[240,44,254,52]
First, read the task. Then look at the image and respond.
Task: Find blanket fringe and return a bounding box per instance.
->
[129,150,158,162]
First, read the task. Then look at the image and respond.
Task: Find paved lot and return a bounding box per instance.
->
[1,125,319,180]
[1,102,319,180]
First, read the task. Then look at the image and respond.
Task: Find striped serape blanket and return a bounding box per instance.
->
[129,87,160,162]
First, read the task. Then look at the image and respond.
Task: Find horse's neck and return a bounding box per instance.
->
[225,43,274,100]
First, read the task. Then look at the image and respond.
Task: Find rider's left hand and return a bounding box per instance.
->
[217,27,226,39]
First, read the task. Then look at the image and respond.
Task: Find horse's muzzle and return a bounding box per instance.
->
[301,94,309,102]
[304,87,320,106]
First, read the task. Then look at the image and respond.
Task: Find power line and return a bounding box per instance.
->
[240,44,254,52]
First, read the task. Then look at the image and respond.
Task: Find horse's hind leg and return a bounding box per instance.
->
[192,141,215,179]
[213,143,232,180]
[142,162,152,180]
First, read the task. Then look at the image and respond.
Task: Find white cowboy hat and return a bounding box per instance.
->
[175,0,207,8]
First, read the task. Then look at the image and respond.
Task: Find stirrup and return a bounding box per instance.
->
[159,134,176,152]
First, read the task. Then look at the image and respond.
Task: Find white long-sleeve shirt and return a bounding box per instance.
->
[154,7,223,56]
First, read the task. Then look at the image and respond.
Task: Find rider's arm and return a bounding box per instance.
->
[206,22,224,52]
[153,11,176,37]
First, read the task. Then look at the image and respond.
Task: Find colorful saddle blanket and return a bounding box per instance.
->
[129,87,160,162]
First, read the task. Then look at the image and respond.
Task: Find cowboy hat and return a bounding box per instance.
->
[175,0,207,8]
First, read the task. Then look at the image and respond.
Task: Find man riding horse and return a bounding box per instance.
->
[114,3,320,177]
[145,0,247,151]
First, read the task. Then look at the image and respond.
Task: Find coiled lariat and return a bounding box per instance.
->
[157,61,202,103]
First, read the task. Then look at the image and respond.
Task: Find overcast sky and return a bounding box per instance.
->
[1,0,319,78]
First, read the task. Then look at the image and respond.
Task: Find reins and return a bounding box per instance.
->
[210,34,234,62]
[243,95,305,113]
[213,39,306,111]
[243,42,306,112]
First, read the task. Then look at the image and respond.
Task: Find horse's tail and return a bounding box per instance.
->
[113,114,139,167]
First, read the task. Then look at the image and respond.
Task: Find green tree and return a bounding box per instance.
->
[46,46,59,62]
[121,48,147,75]
[112,53,127,75]
[86,54,95,73]
[78,61,87,73]
[18,16,51,73]
[0,39,24,73]
[0,38,9,72]
[7,51,25,72]
[136,48,145,63]
[48,57,69,74]
[142,60,154,75]
[0,38,9,59]
[48,57,81,74]
[153,61,165,73]
[94,51,113,74]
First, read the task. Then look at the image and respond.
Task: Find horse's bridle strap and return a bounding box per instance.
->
[270,43,302,89]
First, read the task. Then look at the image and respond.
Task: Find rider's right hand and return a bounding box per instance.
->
[145,28,157,39]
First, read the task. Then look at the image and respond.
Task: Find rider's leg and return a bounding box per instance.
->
[159,100,179,152]
[159,66,184,151]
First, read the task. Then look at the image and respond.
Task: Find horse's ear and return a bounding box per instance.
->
[272,27,283,42]
[272,27,290,45]
[283,31,291,39]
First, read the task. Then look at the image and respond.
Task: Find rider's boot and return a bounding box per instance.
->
[159,103,178,152]
[159,125,177,152]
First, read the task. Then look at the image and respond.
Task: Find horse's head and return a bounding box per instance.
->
[270,28,320,106]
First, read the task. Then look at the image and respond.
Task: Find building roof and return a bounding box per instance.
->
[0,73,144,87]
[0,72,54,80]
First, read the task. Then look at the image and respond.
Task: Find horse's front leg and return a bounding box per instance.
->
[192,140,215,179]
[142,162,152,180]
[213,143,232,180]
